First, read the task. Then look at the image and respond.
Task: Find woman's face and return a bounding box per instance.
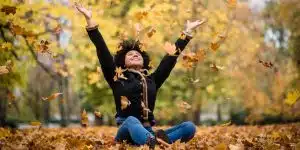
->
[125,50,144,68]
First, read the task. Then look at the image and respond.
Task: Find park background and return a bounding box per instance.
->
[0,0,299,129]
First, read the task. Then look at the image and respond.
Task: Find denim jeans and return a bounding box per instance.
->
[114,116,196,145]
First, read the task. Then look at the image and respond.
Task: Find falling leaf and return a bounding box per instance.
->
[227,0,237,8]
[210,42,220,51]
[221,121,232,126]
[134,11,148,21]
[30,121,42,126]
[176,100,191,113]
[0,66,9,75]
[164,42,177,55]
[81,109,89,127]
[94,111,102,118]
[214,143,228,150]
[284,89,300,106]
[1,5,17,15]
[42,93,62,101]
[120,96,131,110]
[259,59,274,69]
[147,27,156,38]
[0,42,13,51]
[9,24,25,35]
[36,40,51,54]
[113,67,127,81]
[53,24,62,35]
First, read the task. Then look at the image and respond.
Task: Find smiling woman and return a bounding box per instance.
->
[75,2,204,149]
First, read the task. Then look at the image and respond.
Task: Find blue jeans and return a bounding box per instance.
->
[114,116,196,145]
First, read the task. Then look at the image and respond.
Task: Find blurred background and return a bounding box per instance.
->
[0,0,299,128]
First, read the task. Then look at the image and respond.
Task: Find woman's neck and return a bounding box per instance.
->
[127,66,142,71]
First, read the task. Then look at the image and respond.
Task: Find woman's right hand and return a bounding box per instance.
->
[75,2,92,20]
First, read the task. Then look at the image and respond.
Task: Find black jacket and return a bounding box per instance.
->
[86,25,191,126]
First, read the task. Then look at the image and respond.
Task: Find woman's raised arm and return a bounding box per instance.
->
[75,3,116,88]
[151,19,205,89]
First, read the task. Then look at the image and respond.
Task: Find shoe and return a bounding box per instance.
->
[146,136,156,150]
[155,129,170,144]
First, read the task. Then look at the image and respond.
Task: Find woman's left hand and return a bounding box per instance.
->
[183,19,206,36]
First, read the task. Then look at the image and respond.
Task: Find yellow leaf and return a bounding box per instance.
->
[81,109,89,127]
[214,143,228,150]
[30,121,42,126]
[121,96,131,110]
[164,42,177,55]
[42,93,62,101]
[0,42,12,51]
[284,89,300,106]
[221,121,232,126]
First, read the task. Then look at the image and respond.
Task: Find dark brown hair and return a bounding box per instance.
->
[114,38,151,70]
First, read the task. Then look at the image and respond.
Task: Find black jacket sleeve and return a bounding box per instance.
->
[151,34,191,89]
[86,25,116,88]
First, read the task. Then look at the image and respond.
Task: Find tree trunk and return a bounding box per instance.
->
[0,87,7,126]
[217,103,222,122]
[58,79,67,127]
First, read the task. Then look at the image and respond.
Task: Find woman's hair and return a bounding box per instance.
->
[114,38,151,70]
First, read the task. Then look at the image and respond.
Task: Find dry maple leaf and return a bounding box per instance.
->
[9,24,25,35]
[147,27,156,38]
[36,40,51,54]
[0,42,12,51]
[42,93,62,101]
[113,67,127,81]
[53,24,62,35]
[1,5,17,15]
[284,89,300,106]
[94,111,102,118]
[164,42,177,56]
[81,109,89,127]
[210,42,220,51]
[210,63,224,72]
[0,66,9,75]
[121,96,131,110]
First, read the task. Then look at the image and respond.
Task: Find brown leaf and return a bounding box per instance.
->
[1,5,17,15]
[81,109,89,127]
[94,111,102,118]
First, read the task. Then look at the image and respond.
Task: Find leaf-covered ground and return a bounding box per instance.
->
[0,123,300,150]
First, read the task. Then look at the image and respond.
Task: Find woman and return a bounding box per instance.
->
[75,2,203,149]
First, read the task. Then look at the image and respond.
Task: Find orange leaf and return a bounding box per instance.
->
[121,96,131,110]
[164,42,177,55]
[42,93,62,101]
[210,42,220,51]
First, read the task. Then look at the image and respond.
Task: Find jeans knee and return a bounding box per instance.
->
[124,116,140,125]
[182,121,196,137]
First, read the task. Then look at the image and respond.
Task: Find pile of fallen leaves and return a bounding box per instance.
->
[0,123,300,150]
